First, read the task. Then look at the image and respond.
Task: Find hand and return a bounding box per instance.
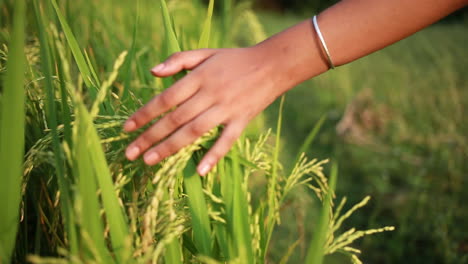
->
[123,46,292,176]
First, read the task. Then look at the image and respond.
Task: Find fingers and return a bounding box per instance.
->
[142,106,225,166]
[124,49,219,133]
[197,122,245,176]
[125,48,248,174]
[151,49,218,77]
[124,76,199,132]
[125,93,214,160]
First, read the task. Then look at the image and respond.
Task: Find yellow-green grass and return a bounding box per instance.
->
[1,0,394,263]
[0,0,26,262]
[259,11,468,263]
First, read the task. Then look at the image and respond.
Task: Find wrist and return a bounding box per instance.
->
[253,19,331,90]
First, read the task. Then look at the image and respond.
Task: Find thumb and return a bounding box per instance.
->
[151,49,219,77]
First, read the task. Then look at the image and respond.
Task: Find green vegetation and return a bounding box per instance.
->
[7,1,466,264]
[260,12,468,264]
[0,0,393,263]
[0,0,26,261]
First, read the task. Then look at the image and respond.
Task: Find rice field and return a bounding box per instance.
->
[0,0,395,263]
[259,11,468,264]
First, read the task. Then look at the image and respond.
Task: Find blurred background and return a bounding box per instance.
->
[252,1,468,264]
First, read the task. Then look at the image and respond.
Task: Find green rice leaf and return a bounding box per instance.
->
[121,0,140,104]
[50,0,98,99]
[183,160,213,257]
[305,163,338,264]
[33,0,78,255]
[90,51,128,118]
[263,95,285,260]
[182,233,199,256]
[160,0,181,54]
[54,42,73,149]
[83,48,100,87]
[160,0,185,83]
[216,158,235,260]
[225,153,261,171]
[75,101,130,262]
[73,102,114,263]
[198,0,214,49]
[293,115,326,168]
[230,150,254,263]
[0,0,25,261]
[164,237,183,264]
[221,0,233,42]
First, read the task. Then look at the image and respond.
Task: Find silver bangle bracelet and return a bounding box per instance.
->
[313,15,335,69]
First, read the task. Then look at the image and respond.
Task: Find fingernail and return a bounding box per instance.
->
[126,146,140,160]
[144,151,160,165]
[124,120,136,131]
[198,162,212,176]
[151,64,165,73]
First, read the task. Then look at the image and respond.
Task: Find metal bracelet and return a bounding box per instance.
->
[313,15,335,69]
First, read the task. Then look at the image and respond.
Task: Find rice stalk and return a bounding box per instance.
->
[160,0,181,54]
[263,95,285,260]
[32,0,78,256]
[228,150,254,263]
[76,100,131,262]
[0,0,26,261]
[90,50,128,118]
[305,162,338,264]
[8,1,396,263]
[159,0,186,84]
[121,0,139,104]
[72,101,114,263]
[293,115,326,168]
[198,0,214,49]
[183,160,213,258]
[50,0,99,99]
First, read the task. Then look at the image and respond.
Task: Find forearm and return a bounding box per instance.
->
[125,0,466,174]
[255,0,467,88]
[321,0,467,66]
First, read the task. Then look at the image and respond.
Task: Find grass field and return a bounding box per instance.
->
[0,0,396,263]
[258,11,468,264]
[0,0,466,263]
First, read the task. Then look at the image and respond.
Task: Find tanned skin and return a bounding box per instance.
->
[124,0,468,175]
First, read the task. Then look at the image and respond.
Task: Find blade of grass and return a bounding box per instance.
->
[226,153,261,171]
[83,48,100,87]
[160,0,181,54]
[230,149,254,263]
[54,42,73,148]
[73,102,114,263]
[33,0,78,255]
[163,176,183,264]
[198,0,214,49]
[90,51,127,118]
[160,0,185,83]
[293,115,326,167]
[183,160,213,258]
[221,0,233,44]
[212,159,232,261]
[0,0,25,261]
[76,101,131,262]
[263,95,285,260]
[164,226,183,264]
[121,0,140,105]
[305,163,338,264]
[217,158,236,260]
[50,0,98,99]
[0,0,4,26]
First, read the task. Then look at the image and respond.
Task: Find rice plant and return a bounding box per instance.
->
[0,0,26,262]
[0,0,393,263]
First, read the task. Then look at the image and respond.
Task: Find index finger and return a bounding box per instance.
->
[124,76,200,132]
